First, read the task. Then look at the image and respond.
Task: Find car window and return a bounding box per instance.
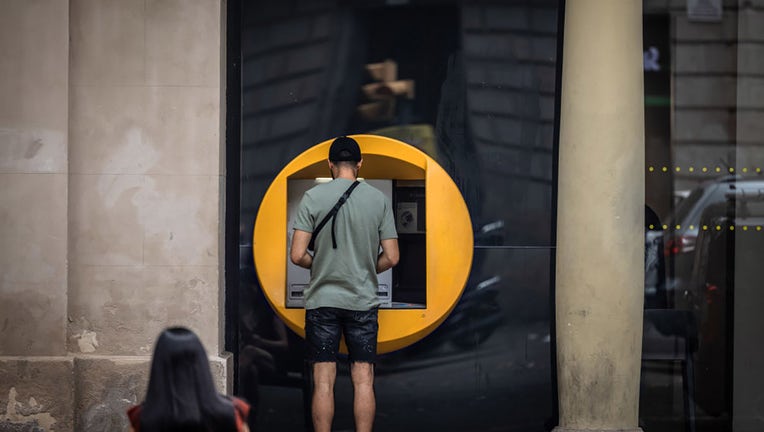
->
[669,186,707,226]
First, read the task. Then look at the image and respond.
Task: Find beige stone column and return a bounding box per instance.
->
[0,1,74,430]
[0,1,229,431]
[68,0,227,430]
[554,1,645,431]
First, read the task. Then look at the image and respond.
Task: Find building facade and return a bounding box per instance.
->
[1,1,229,431]
[1,0,762,431]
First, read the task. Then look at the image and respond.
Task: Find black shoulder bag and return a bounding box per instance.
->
[307,180,360,252]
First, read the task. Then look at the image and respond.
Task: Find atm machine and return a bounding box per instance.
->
[253,134,471,354]
[286,178,427,309]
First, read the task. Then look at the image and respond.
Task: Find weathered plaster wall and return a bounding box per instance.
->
[67,0,224,357]
[0,1,72,429]
[71,356,228,432]
[1,1,228,430]
[0,359,74,432]
[73,357,146,432]
[0,0,69,358]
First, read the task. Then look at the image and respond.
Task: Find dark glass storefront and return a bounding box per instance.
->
[228,1,764,431]
[232,1,560,430]
[639,5,764,432]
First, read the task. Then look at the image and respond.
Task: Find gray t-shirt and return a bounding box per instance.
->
[293,178,397,310]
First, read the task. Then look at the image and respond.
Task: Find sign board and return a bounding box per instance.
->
[687,0,723,22]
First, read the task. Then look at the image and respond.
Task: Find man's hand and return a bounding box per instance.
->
[376,238,399,273]
[290,229,313,269]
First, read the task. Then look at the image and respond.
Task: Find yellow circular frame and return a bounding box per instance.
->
[253,134,473,353]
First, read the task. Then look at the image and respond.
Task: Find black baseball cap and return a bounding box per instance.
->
[329,136,362,162]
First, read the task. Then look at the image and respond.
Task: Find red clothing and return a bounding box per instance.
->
[127,396,250,432]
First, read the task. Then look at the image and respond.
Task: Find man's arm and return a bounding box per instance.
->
[376,238,399,273]
[290,229,313,269]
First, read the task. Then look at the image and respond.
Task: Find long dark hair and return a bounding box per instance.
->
[140,327,237,432]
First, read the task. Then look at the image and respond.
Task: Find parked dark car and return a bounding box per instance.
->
[684,183,764,419]
[664,176,764,299]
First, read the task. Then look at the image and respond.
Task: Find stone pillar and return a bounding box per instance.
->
[1,1,229,431]
[0,1,74,430]
[67,0,227,430]
[554,1,645,431]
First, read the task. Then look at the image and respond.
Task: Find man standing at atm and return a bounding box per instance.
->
[290,136,399,432]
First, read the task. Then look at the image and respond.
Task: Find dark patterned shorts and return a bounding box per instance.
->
[305,307,379,363]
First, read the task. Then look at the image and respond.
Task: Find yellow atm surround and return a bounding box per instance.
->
[253,134,473,354]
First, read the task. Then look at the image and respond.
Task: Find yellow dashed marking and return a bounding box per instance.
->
[645,165,763,174]
[646,224,764,231]
[656,224,764,232]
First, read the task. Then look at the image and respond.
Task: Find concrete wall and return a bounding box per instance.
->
[0,1,73,430]
[0,1,228,431]
[0,0,70,359]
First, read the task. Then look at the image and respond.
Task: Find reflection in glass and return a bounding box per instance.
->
[641,7,764,431]
[237,0,559,430]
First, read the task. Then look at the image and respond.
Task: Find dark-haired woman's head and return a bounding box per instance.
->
[140,327,236,432]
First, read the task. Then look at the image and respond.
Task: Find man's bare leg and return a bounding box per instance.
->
[350,362,375,432]
[312,362,337,432]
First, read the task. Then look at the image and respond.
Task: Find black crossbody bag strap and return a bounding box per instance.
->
[308,180,360,251]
